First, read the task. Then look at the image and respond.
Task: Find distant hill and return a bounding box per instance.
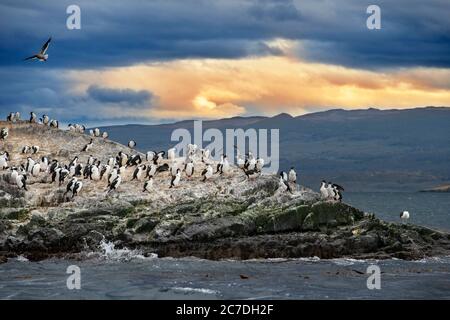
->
[98,107,450,192]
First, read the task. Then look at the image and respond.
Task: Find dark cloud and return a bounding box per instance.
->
[0,0,448,69]
[0,0,449,124]
[0,67,154,124]
[87,85,153,106]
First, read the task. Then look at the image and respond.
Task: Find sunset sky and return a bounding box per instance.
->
[1,0,449,125]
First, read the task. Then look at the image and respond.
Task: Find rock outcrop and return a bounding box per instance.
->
[1,121,450,262]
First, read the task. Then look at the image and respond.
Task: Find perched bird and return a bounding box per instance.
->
[72,181,83,198]
[6,113,14,122]
[64,177,78,198]
[87,155,95,166]
[154,151,165,165]
[40,156,49,172]
[236,155,245,169]
[244,153,256,170]
[143,177,153,192]
[107,175,122,194]
[127,154,142,167]
[146,151,156,163]
[24,37,52,62]
[49,119,59,128]
[29,112,37,123]
[107,157,116,168]
[0,128,9,140]
[99,164,110,180]
[244,168,260,180]
[170,161,179,176]
[400,211,410,222]
[90,165,100,181]
[10,167,21,181]
[26,157,35,173]
[147,163,158,177]
[187,144,197,156]
[58,168,70,186]
[255,158,265,172]
[31,145,40,154]
[42,115,50,125]
[132,165,147,181]
[74,163,83,177]
[320,181,329,199]
[184,161,194,178]
[30,163,41,176]
[82,139,93,152]
[279,171,292,193]
[288,167,297,184]
[332,183,344,202]
[201,149,211,163]
[170,169,181,188]
[168,148,176,161]
[128,140,136,149]
[107,167,119,186]
[216,155,230,175]
[326,182,334,199]
[69,156,79,167]
[117,151,128,167]
[201,164,213,182]
[15,173,27,191]
[0,152,9,169]
[48,159,59,174]
[102,131,108,139]
[94,128,100,137]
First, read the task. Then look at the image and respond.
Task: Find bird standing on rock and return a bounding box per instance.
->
[320,181,328,199]
[29,112,37,123]
[108,175,122,194]
[170,169,181,188]
[202,164,213,182]
[0,128,8,140]
[279,171,292,193]
[288,167,297,184]
[143,177,153,192]
[400,211,410,222]
[82,139,94,152]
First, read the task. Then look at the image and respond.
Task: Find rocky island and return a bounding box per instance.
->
[1,121,450,263]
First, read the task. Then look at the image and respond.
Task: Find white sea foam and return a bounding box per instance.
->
[86,239,157,261]
[331,258,368,266]
[170,286,220,295]
[15,255,29,262]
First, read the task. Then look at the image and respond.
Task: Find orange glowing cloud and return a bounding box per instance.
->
[67,56,450,119]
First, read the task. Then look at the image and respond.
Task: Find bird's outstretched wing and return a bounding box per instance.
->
[40,37,52,54]
[24,55,38,61]
[333,184,345,191]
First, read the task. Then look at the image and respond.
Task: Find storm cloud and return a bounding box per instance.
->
[0,0,449,124]
[0,0,448,69]
[87,85,153,106]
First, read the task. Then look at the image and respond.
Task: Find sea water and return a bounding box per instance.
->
[1,192,449,299]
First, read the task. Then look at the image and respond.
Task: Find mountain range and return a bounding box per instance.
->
[98,107,450,192]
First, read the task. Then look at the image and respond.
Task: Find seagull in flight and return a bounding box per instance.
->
[24,37,52,62]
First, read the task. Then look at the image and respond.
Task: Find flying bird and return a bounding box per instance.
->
[24,37,52,62]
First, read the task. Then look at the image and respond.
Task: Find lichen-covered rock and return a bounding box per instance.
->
[1,121,449,261]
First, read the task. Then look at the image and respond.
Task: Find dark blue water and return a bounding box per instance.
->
[1,192,449,300]
[345,192,450,232]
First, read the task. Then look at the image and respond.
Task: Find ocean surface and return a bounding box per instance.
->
[1,192,449,300]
